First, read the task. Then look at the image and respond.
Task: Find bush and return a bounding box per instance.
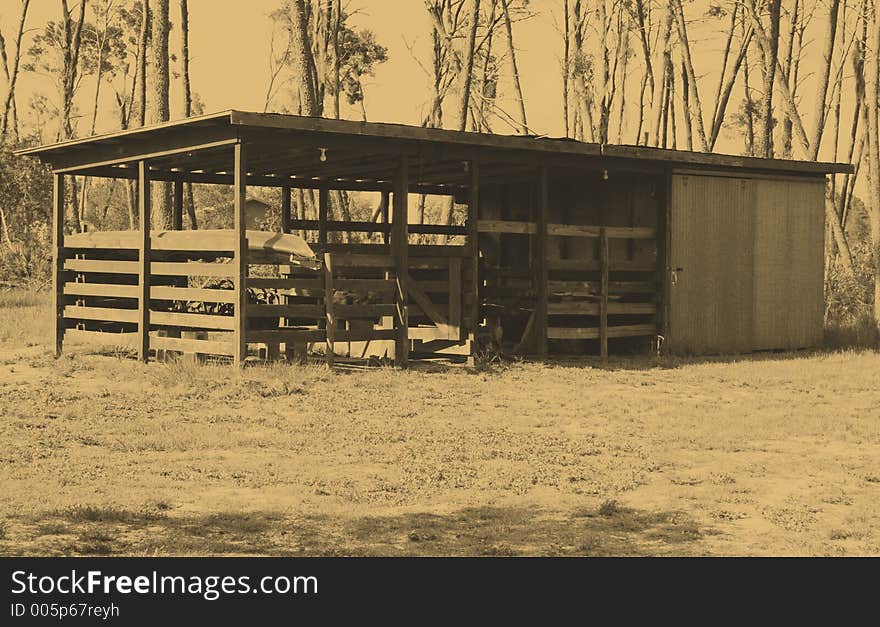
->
[825,243,879,348]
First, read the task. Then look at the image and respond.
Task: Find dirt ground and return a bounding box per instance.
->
[1,295,878,556]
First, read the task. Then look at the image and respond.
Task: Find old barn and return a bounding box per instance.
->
[17,111,852,366]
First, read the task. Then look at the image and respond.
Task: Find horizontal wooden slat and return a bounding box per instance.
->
[64,259,139,275]
[247,329,326,343]
[548,280,656,295]
[64,283,236,303]
[334,304,397,318]
[333,328,397,342]
[546,224,656,239]
[150,311,236,330]
[247,278,323,290]
[329,254,395,268]
[64,305,138,323]
[547,324,657,340]
[64,282,138,298]
[150,286,236,303]
[547,259,657,272]
[150,334,234,356]
[248,304,324,318]
[548,302,656,315]
[477,220,537,234]
[151,262,235,277]
[334,278,396,292]
[65,328,138,347]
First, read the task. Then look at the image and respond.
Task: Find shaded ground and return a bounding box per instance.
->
[1,294,879,556]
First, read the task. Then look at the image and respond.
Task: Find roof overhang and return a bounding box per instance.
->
[15,110,853,193]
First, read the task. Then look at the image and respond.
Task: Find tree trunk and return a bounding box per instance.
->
[672,0,709,151]
[499,0,527,134]
[179,0,197,229]
[863,1,880,333]
[809,0,841,160]
[137,0,149,126]
[760,0,780,158]
[0,0,30,143]
[290,0,320,116]
[149,0,172,230]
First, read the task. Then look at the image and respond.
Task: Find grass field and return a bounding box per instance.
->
[1,290,879,556]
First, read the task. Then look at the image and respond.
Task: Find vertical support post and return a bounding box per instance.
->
[392,155,409,368]
[600,226,609,359]
[536,164,549,357]
[318,187,329,245]
[52,174,66,358]
[467,161,480,356]
[172,178,184,230]
[137,161,151,363]
[324,252,335,367]
[381,190,390,245]
[281,186,292,233]
[233,142,248,367]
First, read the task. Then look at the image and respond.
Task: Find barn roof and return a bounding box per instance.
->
[15,110,852,193]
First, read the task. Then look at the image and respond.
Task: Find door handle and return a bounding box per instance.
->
[669,267,684,286]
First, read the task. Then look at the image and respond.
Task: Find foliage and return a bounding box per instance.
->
[0,150,53,288]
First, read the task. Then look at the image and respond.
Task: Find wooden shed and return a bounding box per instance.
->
[17,111,851,365]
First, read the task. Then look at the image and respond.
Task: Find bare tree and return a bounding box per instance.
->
[0,0,31,143]
[499,0,527,134]
[179,0,197,229]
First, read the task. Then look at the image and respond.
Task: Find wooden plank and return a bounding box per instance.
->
[334,278,396,293]
[448,257,461,340]
[600,227,609,359]
[324,252,335,366]
[546,258,657,272]
[151,311,236,330]
[318,188,329,245]
[536,166,548,356]
[335,303,398,318]
[247,304,324,318]
[381,190,390,245]
[392,155,409,367]
[329,253,395,268]
[172,179,184,231]
[138,161,151,362]
[64,259,139,274]
[548,280,655,295]
[65,305,139,324]
[547,224,656,239]
[65,328,138,347]
[64,283,234,303]
[281,186,292,233]
[150,334,234,357]
[547,324,656,340]
[332,328,398,342]
[247,277,323,290]
[407,277,449,329]
[233,142,248,366]
[477,219,537,234]
[52,174,65,357]
[548,302,656,315]
[247,329,326,344]
[152,261,236,277]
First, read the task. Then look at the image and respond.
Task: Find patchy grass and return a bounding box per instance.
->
[1,292,879,556]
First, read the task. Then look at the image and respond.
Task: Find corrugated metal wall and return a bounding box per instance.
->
[668,173,825,354]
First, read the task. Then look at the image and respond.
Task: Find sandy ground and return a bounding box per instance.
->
[1,304,879,556]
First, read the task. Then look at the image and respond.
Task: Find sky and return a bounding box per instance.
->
[1,0,859,167]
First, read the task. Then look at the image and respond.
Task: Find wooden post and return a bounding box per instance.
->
[324,252,335,367]
[52,174,65,358]
[233,142,248,367]
[172,178,184,230]
[392,155,409,367]
[536,165,549,357]
[381,190,390,245]
[318,187,329,245]
[137,161,151,363]
[600,226,609,359]
[467,161,480,356]
[281,186,292,234]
